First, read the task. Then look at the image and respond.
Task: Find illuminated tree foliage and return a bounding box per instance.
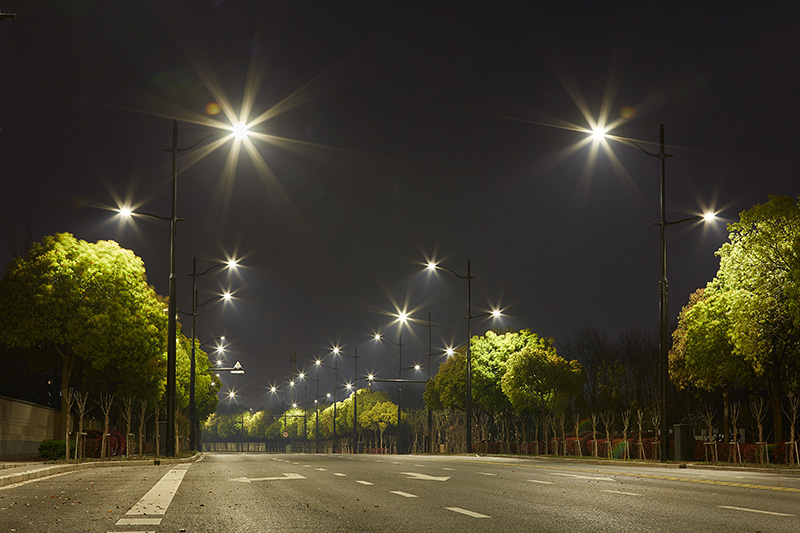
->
[0,233,167,413]
[501,336,584,416]
[672,196,800,441]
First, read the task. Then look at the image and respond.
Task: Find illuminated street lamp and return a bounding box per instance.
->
[425,260,502,453]
[186,257,237,452]
[374,328,405,451]
[333,346,360,453]
[591,124,715,461]
[162,119,248,457]
[315,356,340,453]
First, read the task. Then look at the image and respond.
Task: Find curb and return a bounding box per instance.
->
[0,453,202,488]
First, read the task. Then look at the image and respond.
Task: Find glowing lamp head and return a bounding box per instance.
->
[222,292,232,302]
[298,372,305,379]
[426,261,437,271]
[333,347,340,355]
[398,312,408,323]
[315,359,321,366]
[228,391,236,399]
[703,212,716,222]
[270,386,277,393]
[367,374,374,381]
[445,348,455,357]
[226,259,238,269]
[232,122,249,140]
[414,364,421,371]
[591,127,607,141]
[374,333,382,341]
[491,309,502,318]
[119,207,132,218]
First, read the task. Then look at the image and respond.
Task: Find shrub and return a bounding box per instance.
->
[38,439,75,460]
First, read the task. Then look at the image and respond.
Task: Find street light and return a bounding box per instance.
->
[333,346,360,453]
[590,124,715,461]
[374,328,405,452]
[425,260,503,453]
[120,119,248,457]
[315,355,340,453]
[186,258,237,452]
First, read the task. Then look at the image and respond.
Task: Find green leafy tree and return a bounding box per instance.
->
[501,336,584,418]
[432,347,466,411]
[360,400,397,450]
[0,233,167,414]
[713,196,800,440]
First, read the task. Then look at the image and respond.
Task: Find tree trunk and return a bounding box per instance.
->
[770,380,784,442]
[722,389,730,444]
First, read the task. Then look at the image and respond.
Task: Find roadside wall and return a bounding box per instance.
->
[0,396,61,455]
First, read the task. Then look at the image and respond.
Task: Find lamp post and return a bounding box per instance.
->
[425,260,474,452]
[315,355,339,453]
[187,258,236,452]
[591,124,715,461]
[425,261,503,453]
[333,346,360,453]
[162,119,248,457]
[374,329,404,452]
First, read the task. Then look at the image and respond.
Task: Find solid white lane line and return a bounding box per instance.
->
[446,507,490,518]
[478,472,497,476]
[601,489,640,496]
[528,480,554,485]
[115,518,162,525]
[334,472,347,476]
[390,491,418,498]
[551,473,613,482]
[356,480,374,485]
[718,506,795,517]
[125,467,189,516]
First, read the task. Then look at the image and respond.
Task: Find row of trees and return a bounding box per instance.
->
[0,233,220,452]
[204,389,411,451]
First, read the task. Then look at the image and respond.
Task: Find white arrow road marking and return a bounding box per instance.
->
[551,473,614,481]
[401,472,450,481]
[390,491,418,498]
[446,507,490,518]
[229,473,306,482]
[718,506,795,517]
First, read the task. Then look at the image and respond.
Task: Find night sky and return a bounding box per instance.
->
[1,2,798,410]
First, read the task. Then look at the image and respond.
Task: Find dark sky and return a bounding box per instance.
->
[1,2,798,409]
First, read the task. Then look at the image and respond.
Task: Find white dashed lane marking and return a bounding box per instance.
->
[356,480,374,485]
[446,507,490,518]
[718,506,795,517]
[390,491,418,498]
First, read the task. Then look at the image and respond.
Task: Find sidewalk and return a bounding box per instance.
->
[0,454,200,488]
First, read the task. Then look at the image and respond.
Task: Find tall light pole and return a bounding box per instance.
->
[334,346,360,453]
[374,329,404,452]
[425,260,474,452]
[186,258,236,452]
[591,124,715,461]
[162,119,248,457]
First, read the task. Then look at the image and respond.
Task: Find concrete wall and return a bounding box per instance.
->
[0,396,61,456]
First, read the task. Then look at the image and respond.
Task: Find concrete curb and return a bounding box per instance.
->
[0,453,202,488]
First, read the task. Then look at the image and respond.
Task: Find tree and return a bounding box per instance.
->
[713,196,800,440]
[360,401,397,450]
[432,347,466,411]
[0,233,167,414]
[501,336,584,420]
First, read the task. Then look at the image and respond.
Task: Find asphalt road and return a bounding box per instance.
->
[2,453,799,532]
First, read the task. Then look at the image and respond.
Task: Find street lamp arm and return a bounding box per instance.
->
[663,214,706,226]
[126,210,185,223]
[166,130,228,155]
[612,136,669,160]
[194,262,228,277]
